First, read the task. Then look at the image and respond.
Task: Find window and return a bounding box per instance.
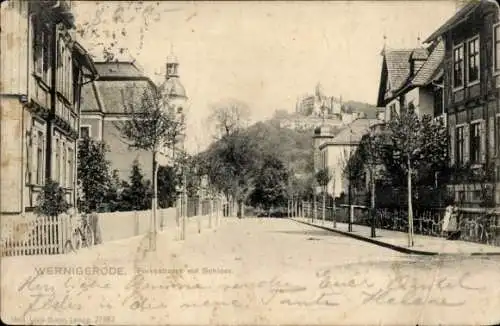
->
[36,131,44,185]
[55,139,60,183]
[453,45,464,88]
[61,145,66,188]
[68,148,73,188]
[456,126,465,164]
[497,116,500,155]
[470,122,481,163]
[433,87,444,116]
[80,126,90,138]
[33,19,52,84]
[457,190,466,203]
[467,37,480,84]
[471,190,482,202]
[495,25,500,71]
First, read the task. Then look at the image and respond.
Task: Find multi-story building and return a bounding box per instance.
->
[316,119,383,199]
[376,40,445,122]
[0,1,97,215]
[80,55,187,181]
[424,0,500,207]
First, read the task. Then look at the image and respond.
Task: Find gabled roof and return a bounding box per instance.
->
[385,49,418,91]
[376,39,445,106]
[424,1,482,43]
[376,48,429,106]
[412,40,445,86]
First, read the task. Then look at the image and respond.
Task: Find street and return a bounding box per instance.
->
[2,217,500,325]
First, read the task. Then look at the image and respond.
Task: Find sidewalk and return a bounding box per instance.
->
[1,214,235,265]
[292,217,500,256]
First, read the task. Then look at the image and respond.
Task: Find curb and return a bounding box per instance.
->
[291,218,500,257]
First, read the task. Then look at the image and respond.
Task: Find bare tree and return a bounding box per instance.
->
[207,99,251,139]
[115,85,184,250]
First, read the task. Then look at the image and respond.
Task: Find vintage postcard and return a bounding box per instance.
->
[1,0,500,325]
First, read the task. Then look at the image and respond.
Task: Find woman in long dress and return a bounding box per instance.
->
[442,200,460,240]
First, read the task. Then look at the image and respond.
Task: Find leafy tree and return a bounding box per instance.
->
[34,180,70,218]
[77,137,113,213]
[315,167,332,222]
[378,107,448,246]
[157,166,178,209]
[120,160,152,211]
[200,130,261,217]
[114,84,183,249]
[104,169,123,212]
[250,155,289,214]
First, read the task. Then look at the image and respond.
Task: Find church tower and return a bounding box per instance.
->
[159,45,188,156]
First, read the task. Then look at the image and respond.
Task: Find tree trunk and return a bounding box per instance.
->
[407,157,414,247]
[370,170,376,238]
[322,191,326,225]
[151,150,158,251]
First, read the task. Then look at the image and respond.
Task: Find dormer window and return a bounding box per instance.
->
[453,45,464,89]
[467,37,479,84]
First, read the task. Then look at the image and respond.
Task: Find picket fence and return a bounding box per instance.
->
[1,214,75,257]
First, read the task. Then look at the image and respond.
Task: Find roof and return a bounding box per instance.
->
[424,1,481,43]
[94,62,147,79]
[320,119,382,147]
[410,48,428,61]
[385,50,415,91]
[412,40,445,86]
[72,42,98,78]
[377,40,447,106]
[159,77,187,98]
[96,80,154,114]
[80,60,159,115]
[80,82,101,113]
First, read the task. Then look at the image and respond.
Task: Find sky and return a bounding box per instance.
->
[73,1,458,153]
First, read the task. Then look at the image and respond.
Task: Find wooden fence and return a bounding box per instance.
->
[1,214,75,257]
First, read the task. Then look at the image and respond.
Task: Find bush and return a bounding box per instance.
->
[34,180,70,218]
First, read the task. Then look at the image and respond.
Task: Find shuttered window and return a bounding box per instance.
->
[489,117,496,158]
[36,131,44,185]
[456,126,464,165]
[470,122,481,164]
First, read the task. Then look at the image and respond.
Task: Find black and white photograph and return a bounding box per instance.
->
[1,0,500,325]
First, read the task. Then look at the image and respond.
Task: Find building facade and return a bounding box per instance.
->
[376,40,445,123]
[0,1,97,215]
[317,119,382,199]
[80,56,187,181]
[424,0,500,207]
